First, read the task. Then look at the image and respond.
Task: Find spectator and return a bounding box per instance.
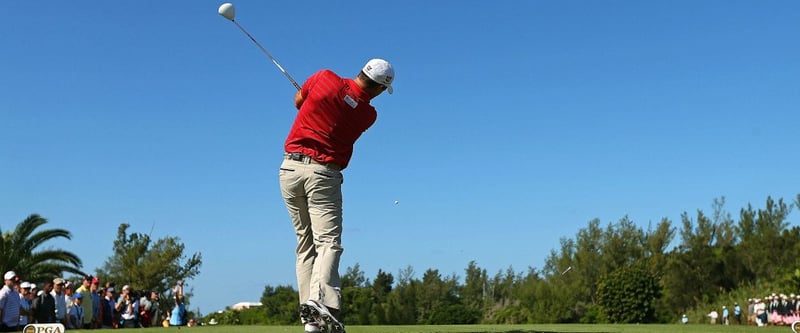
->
[149,291,161,327]
[769,294,780,325]
[75,276,95,329]
[67,293,83,330]
[51,278,67,326]
[707,308,719,324]
[31,282,55,323]
[781,294,793,326]
[796,295,800,323]
[681,314,688,324]
[169,283,186,327]
[722,305,729,325]
[93,286,103,329]
[0,271,21,332]
[100,287,116,329]
[755,298,767,326]
[138,291,151,327]
[63,282,74,318]
[139,291,159,327]
[18,282,33,327]
[734,301,742,325]
[115,285,137,328]
[104,282,120,328]
[748,298,755,325]
[90,277,101,328]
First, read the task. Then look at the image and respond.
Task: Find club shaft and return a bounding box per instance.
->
[232,20,301,91]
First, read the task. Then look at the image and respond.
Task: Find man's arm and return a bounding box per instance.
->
[0,293,6,321]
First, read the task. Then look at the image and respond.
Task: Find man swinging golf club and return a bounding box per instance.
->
[218,4,394,332]
[280,59,395,333]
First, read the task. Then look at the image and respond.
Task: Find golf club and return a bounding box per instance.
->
[218,2,301,91]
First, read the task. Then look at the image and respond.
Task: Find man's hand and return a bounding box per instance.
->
[294,90,305,109]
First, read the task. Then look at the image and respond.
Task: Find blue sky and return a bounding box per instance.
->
[2,0,798,315]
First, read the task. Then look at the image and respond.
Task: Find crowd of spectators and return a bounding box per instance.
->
[0,270,188,331]
[680,292,800,326]
[744,293,800,327]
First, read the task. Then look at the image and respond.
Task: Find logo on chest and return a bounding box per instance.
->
[343,95,358,109]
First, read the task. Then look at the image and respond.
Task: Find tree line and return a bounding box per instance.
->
[211,194,800,325]
[5,194,799,325]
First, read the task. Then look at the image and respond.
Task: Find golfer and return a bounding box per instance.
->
[279,58,394,333]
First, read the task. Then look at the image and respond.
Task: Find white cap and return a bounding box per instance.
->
[3,271,15,280]
[362,58,394,94]
[21,282,31,289]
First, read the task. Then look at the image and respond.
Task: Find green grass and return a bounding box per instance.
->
[60,324,795,333]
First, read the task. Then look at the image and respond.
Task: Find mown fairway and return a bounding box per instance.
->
[60,324,795,333]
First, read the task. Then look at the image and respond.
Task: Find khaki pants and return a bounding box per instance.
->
[280,158,344,310]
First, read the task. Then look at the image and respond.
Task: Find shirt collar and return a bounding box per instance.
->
[346,78,371,102]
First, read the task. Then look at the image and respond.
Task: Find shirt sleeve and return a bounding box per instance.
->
[301,70,329,100]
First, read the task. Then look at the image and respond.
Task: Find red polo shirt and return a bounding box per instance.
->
[284,70,377,170]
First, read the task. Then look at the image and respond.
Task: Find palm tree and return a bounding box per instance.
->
[0,214,83,282]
